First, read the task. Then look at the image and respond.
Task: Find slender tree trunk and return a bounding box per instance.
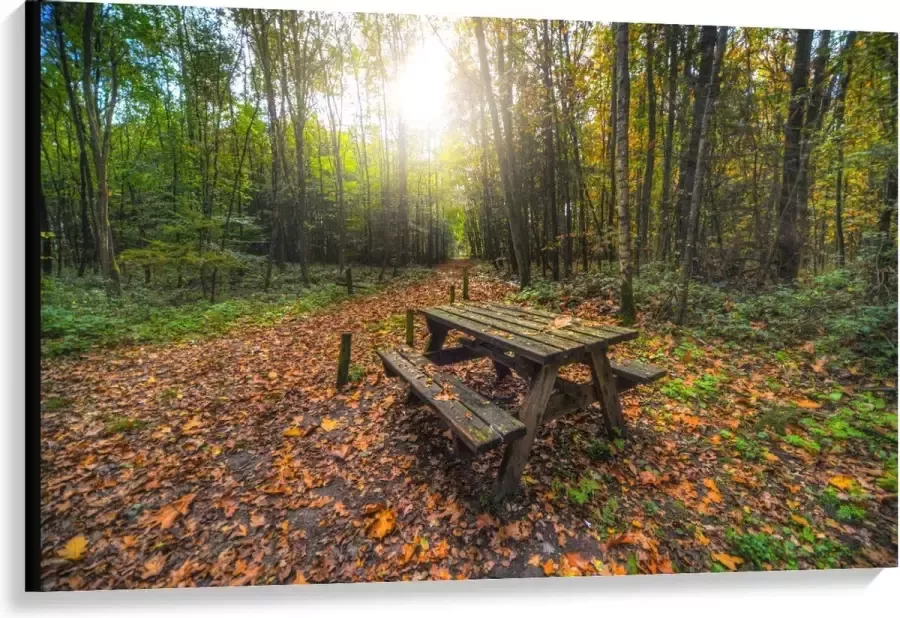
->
[658,25,678,261]
[614,23,636,324]
[474,18,530,287]
[833,32,857,267]
[676,27,729,324]
[637,25,657,273]
[541,20,559,280]
[797,31,832,271]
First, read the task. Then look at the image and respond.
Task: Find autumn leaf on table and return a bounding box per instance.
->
[433,387,457,402]
[546,315,573,331]
[58,535,87,561]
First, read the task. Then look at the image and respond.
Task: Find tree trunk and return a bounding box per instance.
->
[541,20,559,281]
[774,29,814,281]
[676,27,729,324]
[474,18,530,287]
[674,26,717,261]
[637,25,657,273]
[614,23,635,324]
[81,4,121,296]
[658,25,678,261]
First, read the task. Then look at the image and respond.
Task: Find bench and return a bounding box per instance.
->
[610,360,666,392]
[377,347,526,454]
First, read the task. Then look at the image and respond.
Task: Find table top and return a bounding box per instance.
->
[419,301,638,365]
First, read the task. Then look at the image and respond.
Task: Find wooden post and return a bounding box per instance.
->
[405,309,414,346]
[336,332,352,387]
[345,267,353,295]
[463,267,469,300]
[449,285,455,304]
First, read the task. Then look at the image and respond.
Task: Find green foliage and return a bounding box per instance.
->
[586,439,613,462]
[782,433,822,454]
[726,527,848,570]
[348,364,366,383]
[41,266,359,357]
[105,417,150,434]
[566,476,601,506]
[42,396,72,411]
[592,498,620,528]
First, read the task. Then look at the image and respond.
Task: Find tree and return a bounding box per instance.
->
[676,27,729,324]
[474,18,530,287]
[772,30,814,281]
[614,23,635,324]
[81,4,122,295]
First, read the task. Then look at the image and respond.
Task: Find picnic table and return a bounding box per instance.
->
[377,301,664,500]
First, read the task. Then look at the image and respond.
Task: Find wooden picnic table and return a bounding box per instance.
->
[410,301,659,499]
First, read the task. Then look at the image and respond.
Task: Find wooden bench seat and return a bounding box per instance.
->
[610,360,666,390]
[377,347,526,454]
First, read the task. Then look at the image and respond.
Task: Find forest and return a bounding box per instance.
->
[39,4,896,325]
[37,2,898,589]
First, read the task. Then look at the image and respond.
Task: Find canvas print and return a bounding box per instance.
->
[35,0,897,590]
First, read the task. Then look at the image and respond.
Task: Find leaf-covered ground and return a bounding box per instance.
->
[40,261,897,590]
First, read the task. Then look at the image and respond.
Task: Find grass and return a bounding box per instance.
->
[105,417,150,434]
[41,263,431,357]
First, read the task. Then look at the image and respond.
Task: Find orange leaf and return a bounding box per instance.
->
[58,535,87,561]
[791,514,810,527]
[542,559,557,576]
[829,475,855,491]
[694,529,710,546]
[320,417,340,432]
[142,554,167,579]
[712,553,744,571]
[528,554,541,567]
[293,571,308,585]
[793,398,821,409]
[367,508,396,539]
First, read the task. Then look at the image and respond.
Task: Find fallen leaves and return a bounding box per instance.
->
[365,505,396,540]
[320,417,340,432]
[829,475,856,491]
[711,553,744,571]
[145,493,196,530]
[142,554,167,579]
[58,535,87,561]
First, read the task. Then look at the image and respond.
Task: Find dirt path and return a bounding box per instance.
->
[40,261,896,589]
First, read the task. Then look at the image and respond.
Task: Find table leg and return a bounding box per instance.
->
[424,318,449,354]
[492,361,511,383]
[494,363,559,500]
[588,348,627,438]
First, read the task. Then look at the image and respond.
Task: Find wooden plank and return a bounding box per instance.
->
[484,302,638,344]
[494,363,560,500]
[467,340,538,381]
[611,360,665,384]
[420,307,566,364]
[401,349,526,442]
[377,349,502,453]
[462,303,605,348]
[423,345,486,366]
[498,303,636,343]
[439,305,583,355]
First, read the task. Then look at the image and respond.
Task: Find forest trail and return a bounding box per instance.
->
[40,262,896,589]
